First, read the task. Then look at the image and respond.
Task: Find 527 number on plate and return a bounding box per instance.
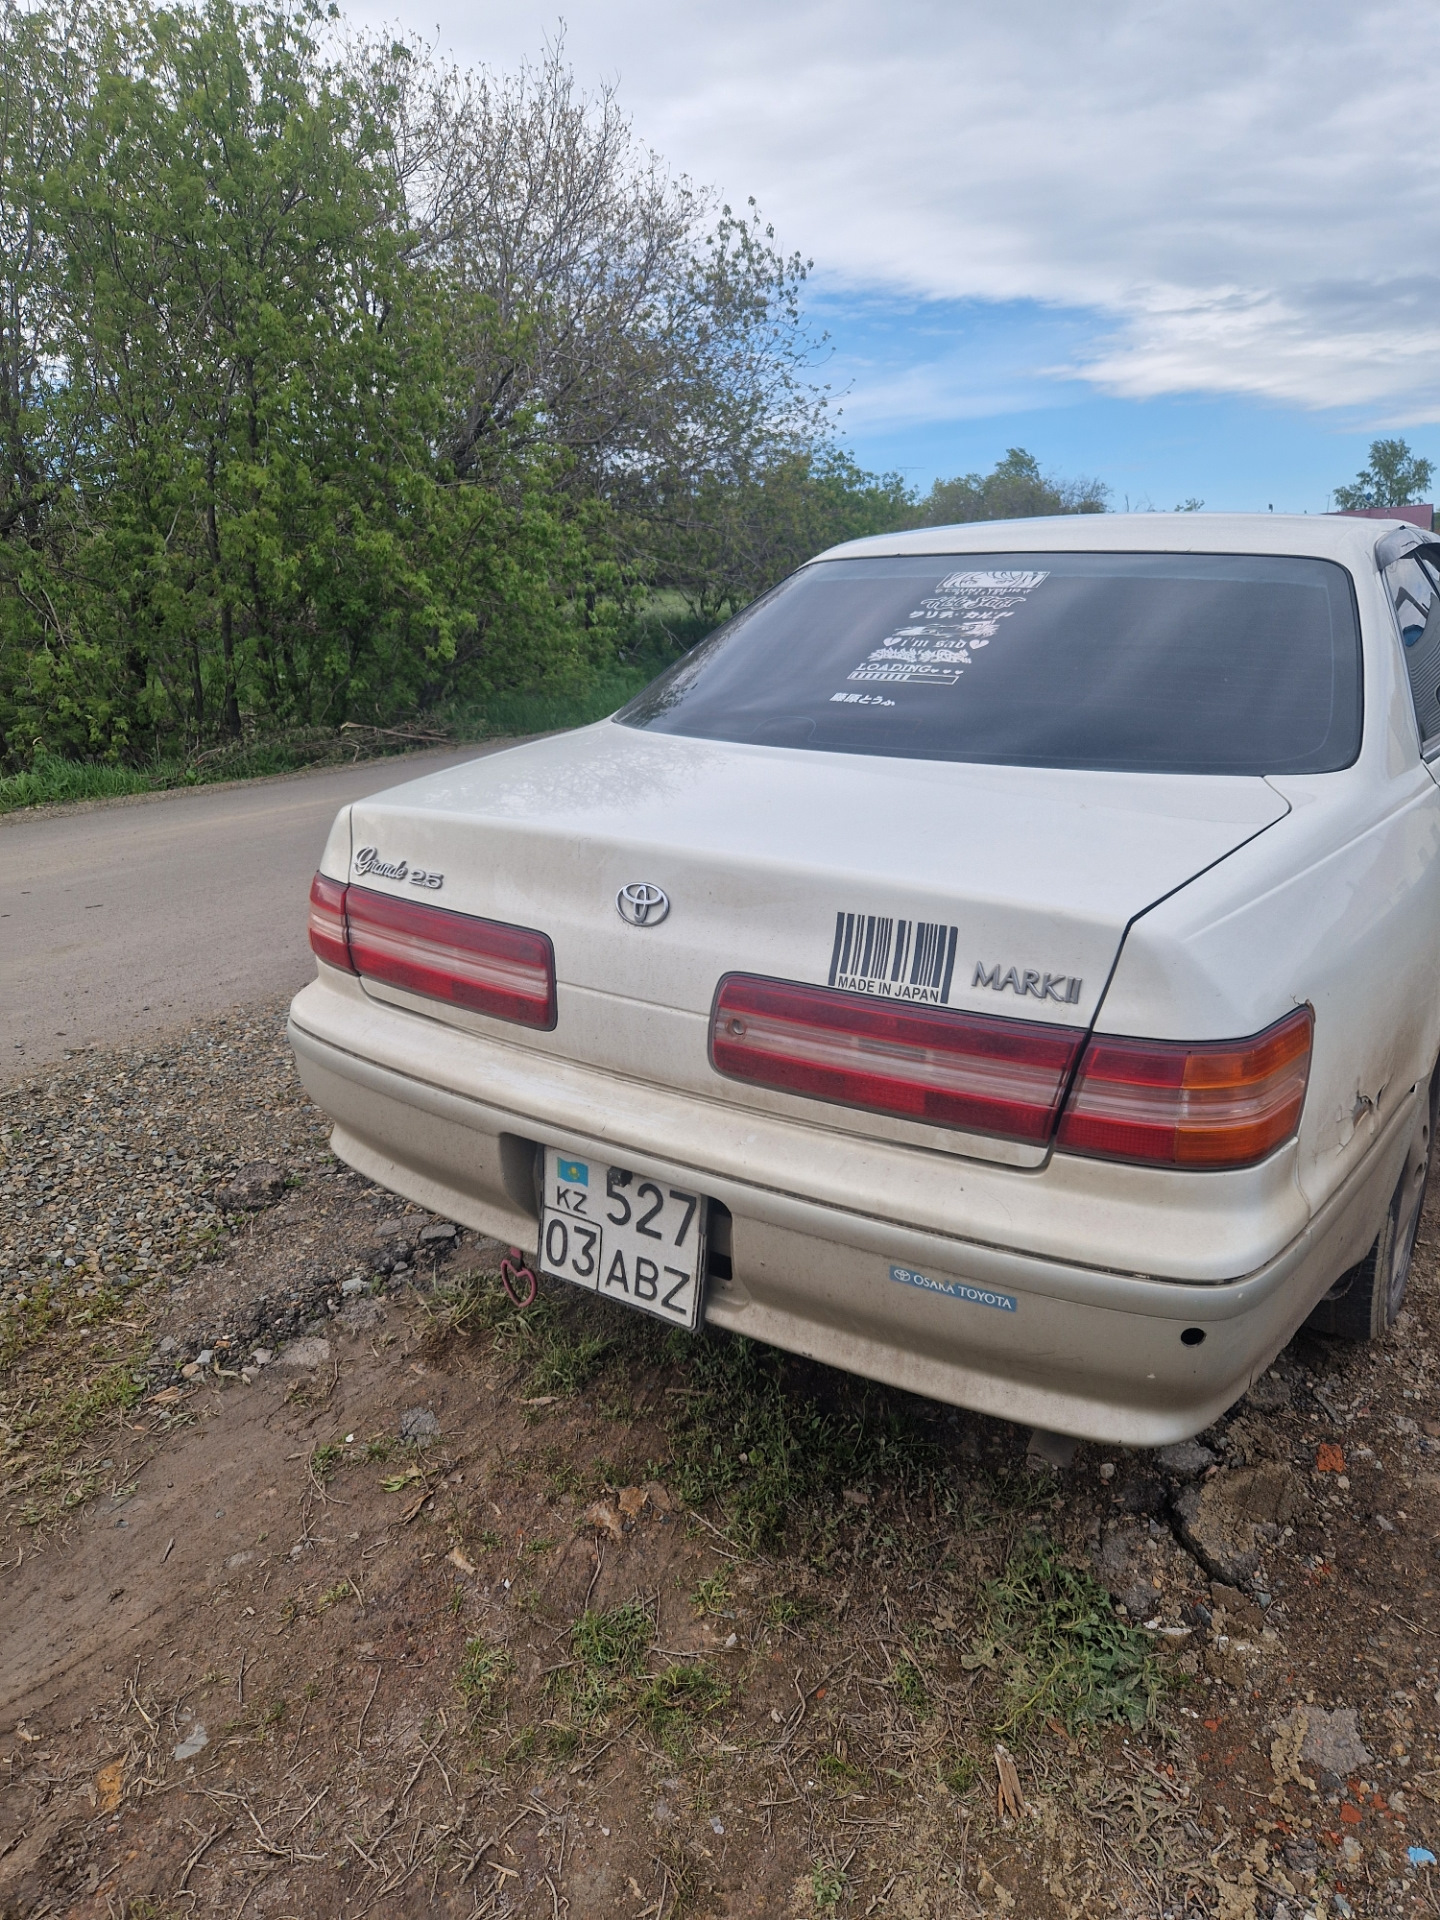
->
[538,1149,707,1330]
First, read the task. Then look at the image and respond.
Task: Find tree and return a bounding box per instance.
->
[0,0,613,767]
[354,39,827,509]
[1334,437,1435,510]
[910,447,1108,526]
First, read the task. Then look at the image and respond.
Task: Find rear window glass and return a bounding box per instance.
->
[617,552,1362,774]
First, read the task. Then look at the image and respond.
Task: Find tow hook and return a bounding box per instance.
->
[500,1246,538,1308]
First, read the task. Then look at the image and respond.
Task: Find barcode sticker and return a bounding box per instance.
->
[828,912,958,1005]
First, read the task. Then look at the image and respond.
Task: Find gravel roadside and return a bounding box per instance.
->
[0,1000,338,1530]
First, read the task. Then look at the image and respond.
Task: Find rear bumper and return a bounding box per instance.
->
[288,974,1409,1445]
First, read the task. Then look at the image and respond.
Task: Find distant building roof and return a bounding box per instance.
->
[1330,504,1434,530]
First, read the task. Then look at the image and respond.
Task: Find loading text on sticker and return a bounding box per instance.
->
[890,1264,1017,1312]
[847,569,1049,688]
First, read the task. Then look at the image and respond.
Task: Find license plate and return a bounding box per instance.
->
[538,1149,708,1330]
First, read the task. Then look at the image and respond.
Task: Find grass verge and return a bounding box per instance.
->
[0,669,653,813]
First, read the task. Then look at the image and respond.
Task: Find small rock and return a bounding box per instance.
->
[278,1336,331,1369]
[225,1551,254,1569]
[340,1277,366,1297]
[1209,1581,1266,1635]
[399,1406,440,1445]
[214,1162,286,1210]
[340,1298,385,1332]
[172,1724,208,1761]
[157,1335,177,1355]
[1098,1461,1116,1481]
[1245,1370,1293,1413]
[374,1219,405,1238]
[195,1349,213,1368]
[583,1500,625,1542]
[1155,1440,1217,1477]
[180,1362,201,1380]
[1173,1462,1305,1585]
[251,1348,273,1366]
[419,1222,459,1244]
[1273,1705,1371,1788]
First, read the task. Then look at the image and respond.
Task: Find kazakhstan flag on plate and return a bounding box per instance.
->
[557,1159,589,1186]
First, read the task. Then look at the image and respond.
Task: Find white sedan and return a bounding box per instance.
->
[288,513,1440,1445]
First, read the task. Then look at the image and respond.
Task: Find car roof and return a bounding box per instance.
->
[813,511,1401,567]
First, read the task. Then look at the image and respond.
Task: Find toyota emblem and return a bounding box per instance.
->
[616,881,670,927]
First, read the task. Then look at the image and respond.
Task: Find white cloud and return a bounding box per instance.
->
[348,0,1440,414]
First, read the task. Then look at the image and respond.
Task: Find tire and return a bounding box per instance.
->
[1307,1074,1437,1340]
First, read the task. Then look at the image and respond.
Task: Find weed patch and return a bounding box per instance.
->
[635,1662,730,1750]
[458,1637,512,1715]
[977,1532,1167,1734]
[663,1330,943,1552]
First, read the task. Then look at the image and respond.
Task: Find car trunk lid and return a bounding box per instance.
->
[339,723,1289,1164]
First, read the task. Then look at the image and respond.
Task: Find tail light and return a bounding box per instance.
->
[308,873,556,1029]
[308,873,353,972]
[709,971,1311,1170]
[710,974,1083,1141]
[1055,1006,1312,1169]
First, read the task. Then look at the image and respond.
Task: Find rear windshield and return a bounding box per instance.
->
[617,552,1362,774]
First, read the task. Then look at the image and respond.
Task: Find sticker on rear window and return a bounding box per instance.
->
[890,1264,1017,1311]
[829,911,958,1004]
[846,569,1049,688]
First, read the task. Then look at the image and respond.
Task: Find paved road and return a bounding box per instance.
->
[0,744,515,1078]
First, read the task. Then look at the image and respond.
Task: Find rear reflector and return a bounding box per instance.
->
[1055,1006,1312,1169]
[710,974,1083,1141]
[308,874,556,1029]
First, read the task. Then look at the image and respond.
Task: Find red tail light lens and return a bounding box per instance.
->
[307,873,556,1029]
[710,974,1084,1141]
[1055,1006,1312,1169]
[308,872,353,972]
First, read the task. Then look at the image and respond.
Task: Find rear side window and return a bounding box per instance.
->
[618,552,1363,775]
[1383,550,1440,752]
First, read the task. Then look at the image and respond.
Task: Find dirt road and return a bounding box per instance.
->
[0,744,513,1075]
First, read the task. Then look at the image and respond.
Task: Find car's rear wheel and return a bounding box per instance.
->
[1307,1075,1437,1340]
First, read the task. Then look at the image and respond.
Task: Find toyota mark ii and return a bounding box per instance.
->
[287,513,1440,1444]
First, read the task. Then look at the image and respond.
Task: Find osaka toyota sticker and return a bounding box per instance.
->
[890,1264,1017,1312]
[353,846,444,890]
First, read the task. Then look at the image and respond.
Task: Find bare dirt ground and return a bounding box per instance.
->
[4,1005,1440,1919]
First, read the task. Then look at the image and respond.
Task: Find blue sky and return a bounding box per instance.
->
[811,293,1427,512]
[350,0,1440,511]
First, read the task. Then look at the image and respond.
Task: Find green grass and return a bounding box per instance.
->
[428,1271,614,1401]
[977,1533,1167,1735]
[458,1636,512,1714]
[662,1330,943,1553]
[634,1662,730,1748]
[571,1599,652,1677]
[690,1571,733,1616]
